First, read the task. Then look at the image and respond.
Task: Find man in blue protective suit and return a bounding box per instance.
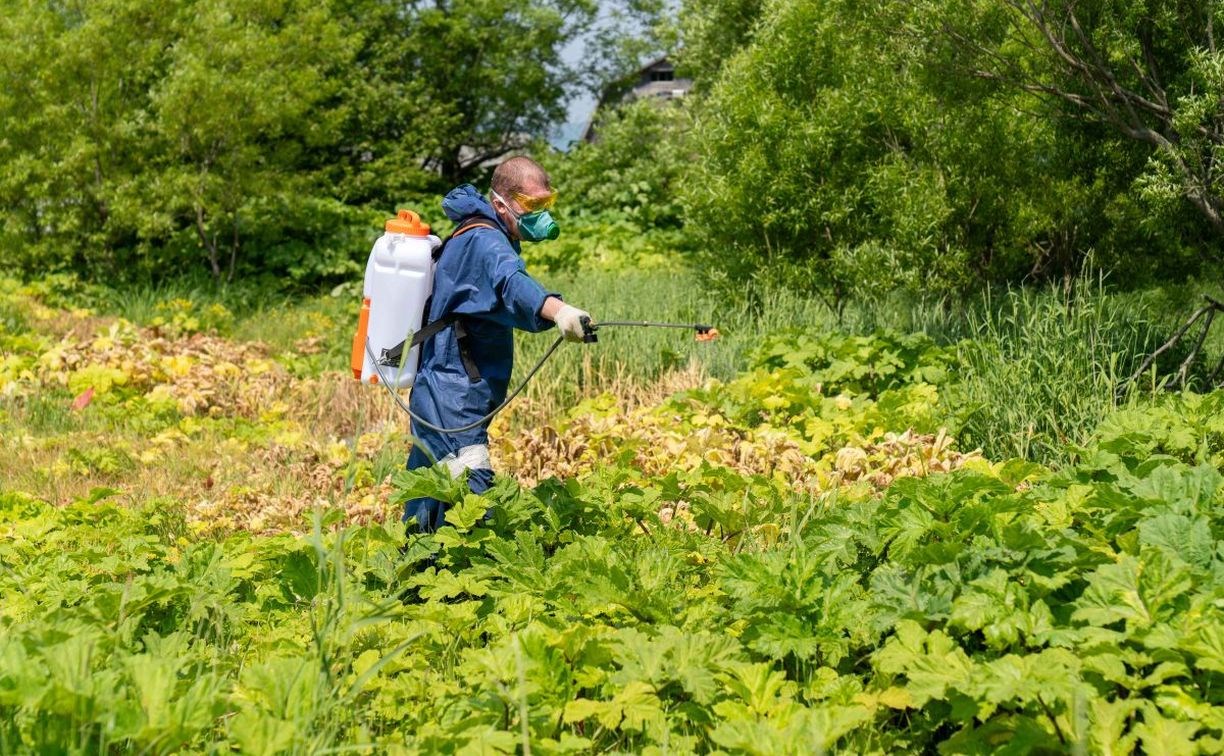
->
[403,156,592,533]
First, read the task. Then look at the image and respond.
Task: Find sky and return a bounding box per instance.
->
[548,1,674,150]
[549,36,600,150]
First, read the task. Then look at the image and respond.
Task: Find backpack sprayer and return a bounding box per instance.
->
[351,209,717,434]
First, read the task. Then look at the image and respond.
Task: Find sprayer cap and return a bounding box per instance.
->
[385,209,430,236]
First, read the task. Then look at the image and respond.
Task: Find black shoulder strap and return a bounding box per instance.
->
[378,313,460,361]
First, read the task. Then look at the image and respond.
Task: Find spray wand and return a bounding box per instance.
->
[366,318,718,434]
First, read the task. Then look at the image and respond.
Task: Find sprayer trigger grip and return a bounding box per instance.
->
[579,316,598,343]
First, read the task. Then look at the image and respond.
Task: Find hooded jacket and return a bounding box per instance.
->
[407,184,558,459]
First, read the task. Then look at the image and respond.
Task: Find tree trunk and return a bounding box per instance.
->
[440,148,463,187]
[195,204,221,279]
[226,213,240,284]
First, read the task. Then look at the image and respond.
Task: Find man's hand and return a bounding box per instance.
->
[553,304,592,343]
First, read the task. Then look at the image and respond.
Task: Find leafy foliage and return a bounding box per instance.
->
[4,393,1224,751]
[943,1,1224,238]
[0,0,613,285]
[4,270,1224,752]
[750,330,959,397]
[545,100,690,230]
[530,100,694,274]
[675,0,1223,298]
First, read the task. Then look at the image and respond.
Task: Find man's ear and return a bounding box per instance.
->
[489,192,507,215]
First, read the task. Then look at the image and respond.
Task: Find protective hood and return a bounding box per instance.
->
[441,183,512,238]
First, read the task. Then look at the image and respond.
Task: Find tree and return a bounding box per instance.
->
[543,99,690,228]
[148,0,354,281]
[676,0,764,86]
[680,0,1072,302]
[0,0,173,272]
[332,0,600,191]
[0,0,631,284]
[676,0,1222,300]
[0,0,357,282]
[941,1,1224,238]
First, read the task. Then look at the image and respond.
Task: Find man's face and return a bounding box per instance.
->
[494,182,556,240]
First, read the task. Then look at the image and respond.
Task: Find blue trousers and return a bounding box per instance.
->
[402,444,494,532]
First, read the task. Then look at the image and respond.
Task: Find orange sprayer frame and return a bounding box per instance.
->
[351,297,371,380]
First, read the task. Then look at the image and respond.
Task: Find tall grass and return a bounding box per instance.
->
[946,280,1177,463]
[95,273,268,323]
[513,269,966,414]
[519,271,1195,465]
[59,266,1217,466]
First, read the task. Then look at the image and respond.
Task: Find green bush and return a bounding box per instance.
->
[676,0,1223,301]
[0,0,604,288]
[544,100,691,230]
[521,212,689,275]
[751,330,959,398]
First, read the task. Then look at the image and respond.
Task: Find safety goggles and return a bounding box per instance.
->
[510,188,558,213]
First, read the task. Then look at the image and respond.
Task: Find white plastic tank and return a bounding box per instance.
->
[350,209,435,388]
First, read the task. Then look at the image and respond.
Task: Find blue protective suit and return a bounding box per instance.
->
[402,184,558,530]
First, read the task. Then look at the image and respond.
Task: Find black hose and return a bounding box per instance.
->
[365,320,712,434]
[365,335,564,434]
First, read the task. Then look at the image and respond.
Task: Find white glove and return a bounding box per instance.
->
[554,304,591,343]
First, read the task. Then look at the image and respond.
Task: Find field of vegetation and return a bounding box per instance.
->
[2,271,1223,753]
[5,0,1224,752]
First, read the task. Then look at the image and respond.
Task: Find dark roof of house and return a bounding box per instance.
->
[580,55,691,142]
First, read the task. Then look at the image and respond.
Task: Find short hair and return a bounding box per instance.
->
[491,156,550,197]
